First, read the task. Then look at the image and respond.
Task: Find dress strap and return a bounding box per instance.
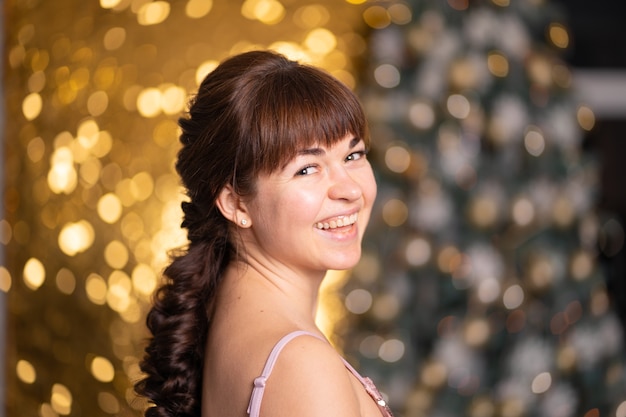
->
[246,330,324,417]
[340,358,394,417]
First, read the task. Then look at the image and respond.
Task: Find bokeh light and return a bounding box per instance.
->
[16,360,37,384]
[23,258,45,290]
[90,356,116,383]
[51,383,72,415]
[58,221,95,256]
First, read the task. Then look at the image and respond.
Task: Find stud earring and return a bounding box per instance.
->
[240,219,248,226]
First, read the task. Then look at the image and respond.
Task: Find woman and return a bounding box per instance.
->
[135,50,391,417]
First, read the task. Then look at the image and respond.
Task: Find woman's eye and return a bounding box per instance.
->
[346,150,367,162]
[295,165,317,176]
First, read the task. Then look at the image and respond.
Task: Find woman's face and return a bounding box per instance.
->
[242,134,377,275]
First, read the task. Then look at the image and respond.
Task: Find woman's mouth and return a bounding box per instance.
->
[314,213,358,230]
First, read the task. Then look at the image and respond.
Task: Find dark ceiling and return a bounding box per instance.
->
[553,0,626,69]
[552,0,626,226]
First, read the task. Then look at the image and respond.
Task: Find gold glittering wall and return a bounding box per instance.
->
[3,1,370,415]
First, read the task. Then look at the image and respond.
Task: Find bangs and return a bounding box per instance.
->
[236,63,368,175]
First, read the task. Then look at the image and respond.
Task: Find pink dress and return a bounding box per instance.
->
[247,330,394,417]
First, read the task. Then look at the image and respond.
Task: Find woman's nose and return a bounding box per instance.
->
[328,168,362,201]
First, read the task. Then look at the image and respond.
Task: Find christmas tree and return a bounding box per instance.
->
[342,1,626,416]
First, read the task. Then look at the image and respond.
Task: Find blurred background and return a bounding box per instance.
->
[2,1,625,417]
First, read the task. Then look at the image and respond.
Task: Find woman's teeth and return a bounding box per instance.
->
[315,213,358,230]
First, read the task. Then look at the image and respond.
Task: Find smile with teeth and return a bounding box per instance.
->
[315,213,358,230]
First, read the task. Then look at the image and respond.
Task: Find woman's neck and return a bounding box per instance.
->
[221,260,325,326]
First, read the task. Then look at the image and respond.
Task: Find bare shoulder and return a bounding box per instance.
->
[260,333,362,417]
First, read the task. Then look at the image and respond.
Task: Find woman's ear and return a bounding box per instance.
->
[216,185,251,228]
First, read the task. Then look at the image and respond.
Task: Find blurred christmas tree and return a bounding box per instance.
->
[342,1,626,416]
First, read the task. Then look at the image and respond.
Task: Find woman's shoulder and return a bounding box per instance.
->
[265,330,338,365]
[257,331,364,417]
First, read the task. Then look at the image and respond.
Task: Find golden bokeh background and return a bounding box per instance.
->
[5,1,626,416]
[3,1,374,415]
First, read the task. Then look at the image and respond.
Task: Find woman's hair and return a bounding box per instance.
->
[134,50,369,417]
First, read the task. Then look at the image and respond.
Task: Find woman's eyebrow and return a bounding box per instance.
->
[278,147,323,171]
[294,136,362,158]
[349,137,361,148]
[297,147,325,156]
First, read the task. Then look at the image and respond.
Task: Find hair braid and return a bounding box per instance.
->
[135,216,231,417]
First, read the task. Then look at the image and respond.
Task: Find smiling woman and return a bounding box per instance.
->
[134,50,390,417]
[236,133,376,274]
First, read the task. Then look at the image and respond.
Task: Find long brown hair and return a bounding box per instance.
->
[135,50,369,417]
